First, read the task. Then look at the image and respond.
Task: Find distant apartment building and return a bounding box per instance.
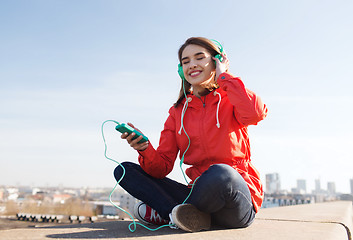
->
[266,173,281,194]
[327,182,336,195]
[297,179,307,194]
[95,190,138,219]
[350,178,353,195]
[6,188,19,201]
[315,179,322,193]
[117,192,138,219]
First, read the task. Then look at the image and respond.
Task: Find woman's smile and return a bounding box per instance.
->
[189,70,202,77]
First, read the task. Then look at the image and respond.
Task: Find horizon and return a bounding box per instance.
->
[1,176,351,195]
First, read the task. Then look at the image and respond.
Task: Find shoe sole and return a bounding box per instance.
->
[171,204,211,232]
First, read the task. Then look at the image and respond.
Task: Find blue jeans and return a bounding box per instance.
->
[113,162,255,228]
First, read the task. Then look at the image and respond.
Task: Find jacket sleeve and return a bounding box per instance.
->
[217,72,268,126]
[137,107,179,179]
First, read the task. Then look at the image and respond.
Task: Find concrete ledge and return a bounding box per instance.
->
[0,201,351,240]
[257,200,352,239]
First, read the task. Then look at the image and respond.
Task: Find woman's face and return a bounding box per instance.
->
[181,44,216,89]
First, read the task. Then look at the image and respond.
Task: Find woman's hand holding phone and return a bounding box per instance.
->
[120,122,149,151]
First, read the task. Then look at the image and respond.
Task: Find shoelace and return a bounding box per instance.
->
[168,213,178,229]
[143,205,165,224]
[149,208,167,224]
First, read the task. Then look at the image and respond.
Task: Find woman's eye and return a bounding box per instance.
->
[182,61,190,65]
[197,57,205,60]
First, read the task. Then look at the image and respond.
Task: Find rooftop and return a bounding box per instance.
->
[0,201,351,240]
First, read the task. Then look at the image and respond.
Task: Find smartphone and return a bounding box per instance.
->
[115,123,148,144]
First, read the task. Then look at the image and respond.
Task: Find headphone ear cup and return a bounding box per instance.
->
[214,54,223,63]
[178,64,185,80]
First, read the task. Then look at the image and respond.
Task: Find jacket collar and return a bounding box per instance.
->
[178,88,224,134]
[182,88,226,109]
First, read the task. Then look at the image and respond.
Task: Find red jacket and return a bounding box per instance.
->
[138,72,268,212]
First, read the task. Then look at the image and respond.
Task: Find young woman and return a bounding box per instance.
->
[114,37,268,232]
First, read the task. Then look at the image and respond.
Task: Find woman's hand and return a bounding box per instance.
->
[121,122,149,151]
[213,53,230,80]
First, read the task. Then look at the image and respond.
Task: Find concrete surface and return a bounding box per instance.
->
[0,201,351,240]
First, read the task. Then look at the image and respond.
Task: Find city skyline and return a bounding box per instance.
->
[2,175,352,196]
[265,173,352,194]
[1,1,353,193]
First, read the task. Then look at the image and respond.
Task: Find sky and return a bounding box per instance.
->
[0,0,353,193]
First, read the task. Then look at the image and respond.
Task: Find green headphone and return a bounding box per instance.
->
[178,39,224,81]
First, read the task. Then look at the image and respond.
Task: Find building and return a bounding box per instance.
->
[95,201,119,216]
[350,178,353,195]
[327,182,336,195]
[266,173,281,194]
[117,192,138,219]
[53,194,73,204]
[297,179,307,194]
[94,190,138,219]
[7,188,19,201]
[315,179,321,193]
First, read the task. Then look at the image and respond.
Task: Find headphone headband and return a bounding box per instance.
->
[210,39,224,54]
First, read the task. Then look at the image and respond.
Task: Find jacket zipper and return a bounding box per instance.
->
[200,96,206,108]
[199,97,210,160]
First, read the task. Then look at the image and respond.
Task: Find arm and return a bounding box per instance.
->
[218,72,268,126]
[137,108,179,179]
[213,53,267,126]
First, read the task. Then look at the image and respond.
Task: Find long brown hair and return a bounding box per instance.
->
[174,37,222,107]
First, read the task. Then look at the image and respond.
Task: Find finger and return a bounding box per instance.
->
[221,53,228,62]
[137,141,149,151]
[127,132,143,145]
[212,56,221,64]
[134,142,149,151]
[130,136,146,150]
[125,132,135,144]
[121,132,129,139]
[130,134,143,146]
